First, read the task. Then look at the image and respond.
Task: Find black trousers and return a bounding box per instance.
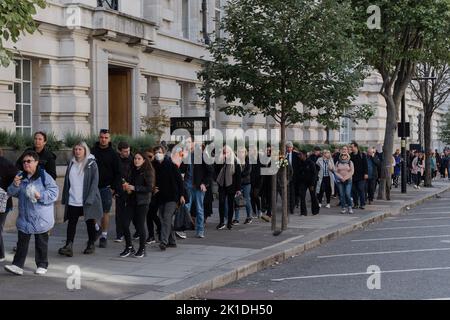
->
[367,178,377,202]
[219,186,235,224]
[318,176,332,204]
[146,200,161,239]
[122,204,147,250]
[67,205,96,245]
[298,184,320,215]
[251,186,261,215]
[13,230,49,269]
[288,181,296,214]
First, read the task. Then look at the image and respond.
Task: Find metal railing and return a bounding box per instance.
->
[97,0,118,10]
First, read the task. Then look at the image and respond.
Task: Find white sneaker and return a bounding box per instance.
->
[341,208,347,214]
[348,207,354,214]
[413,185,418,189]
[325,204,331,208]
[318,203,322,208]
[4,264,23,275]
[417,186,421,190]
[175,231,187,239]
[35,267,47,275]
[0,257,5,262]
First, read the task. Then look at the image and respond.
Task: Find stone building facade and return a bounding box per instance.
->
[0,0,447,150]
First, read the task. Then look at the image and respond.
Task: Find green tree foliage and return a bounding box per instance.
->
[0,0,47,67]
[351,0,450,198]
[199,0,372,231]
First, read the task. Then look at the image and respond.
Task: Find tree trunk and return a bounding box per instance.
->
[424,111,433,187]
[281,121,288,230]
[271,174,277,231]
[379,97,397,200]
[325,127,330,145]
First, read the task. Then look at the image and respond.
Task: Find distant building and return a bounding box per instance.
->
[0,0,446,150]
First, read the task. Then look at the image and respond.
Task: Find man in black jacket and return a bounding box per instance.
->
[17,131,57,180]
[180,138,213,238]
[350,141,368,209]
[0,148,17,262]
[91,129,122,248]
[366,147,380,204]
[285,141,299,214]
[296,150,320,216]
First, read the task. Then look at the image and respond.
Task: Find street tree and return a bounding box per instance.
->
[411,63,450,187]
[351,0,450,199]
[199,0,372,231]
[0,0,46,67]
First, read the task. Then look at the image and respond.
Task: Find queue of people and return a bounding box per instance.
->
[2,129,450,276]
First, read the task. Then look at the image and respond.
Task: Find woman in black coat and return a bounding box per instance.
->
[215,145,242,230]
[0,148,17,262]
[120,151,154,258]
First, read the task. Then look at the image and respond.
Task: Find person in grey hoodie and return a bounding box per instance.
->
[59,142,103,257]
[4,150,59,276]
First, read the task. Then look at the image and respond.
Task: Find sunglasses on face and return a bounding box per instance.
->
[22,159,36,164]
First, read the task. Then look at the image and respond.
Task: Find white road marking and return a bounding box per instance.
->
[390,217,450,222]
[410,211,450,216]
[317,247,450,258]
[352,234,450,242]
[367,224,450,231]
[271,266,450,282]
[441,240,450,243]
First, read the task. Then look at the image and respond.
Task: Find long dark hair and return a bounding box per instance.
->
[134,151,155,189]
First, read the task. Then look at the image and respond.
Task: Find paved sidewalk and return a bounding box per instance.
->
[0,180,449,300]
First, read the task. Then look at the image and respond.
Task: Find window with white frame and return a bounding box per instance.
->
[339,110,352,143]
[14,59,32,136]
[182,0,190,39]
[215,0,222,39]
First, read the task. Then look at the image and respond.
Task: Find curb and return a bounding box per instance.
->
[134,183,450,300]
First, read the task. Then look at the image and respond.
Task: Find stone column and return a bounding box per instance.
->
[0,64,16,132]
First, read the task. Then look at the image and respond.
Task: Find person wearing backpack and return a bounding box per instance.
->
[4,150,59,276]
[0,148,17,262]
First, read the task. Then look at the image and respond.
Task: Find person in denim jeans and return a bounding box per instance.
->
[180,139,213,238]
[334,152,354,214]
[233,147,252,225]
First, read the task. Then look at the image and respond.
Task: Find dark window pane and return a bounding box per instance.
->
[23,82,31,103]
[15,60,21,79]
[23,60,31,81]
[14,83,21,103]
[23,104,31,126]
[14,104,22,125]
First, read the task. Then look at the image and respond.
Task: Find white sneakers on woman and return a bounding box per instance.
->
[4,265,23,275]
[35,267,47,275]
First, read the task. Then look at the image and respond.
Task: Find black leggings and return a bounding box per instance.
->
[146,200,161,239]
[251,186,261,215]
[318,176,332,204]
[122,204,147,249]
[67,205,96,245]
[219,186,235,225]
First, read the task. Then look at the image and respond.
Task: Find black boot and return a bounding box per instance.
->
[58,241,73,257]
[83,242,95,255]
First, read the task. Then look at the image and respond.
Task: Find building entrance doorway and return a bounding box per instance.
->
[108,66,132,135]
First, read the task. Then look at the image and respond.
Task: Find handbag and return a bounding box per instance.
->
[234,193,246,208]
[173,205,194,231]
[0,187,8,214]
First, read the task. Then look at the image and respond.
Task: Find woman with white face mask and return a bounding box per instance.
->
[59,142,103,257]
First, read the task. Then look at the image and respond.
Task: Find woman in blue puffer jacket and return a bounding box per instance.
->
[4,150,59,276]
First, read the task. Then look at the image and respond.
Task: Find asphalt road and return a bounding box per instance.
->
[203,192,450,300]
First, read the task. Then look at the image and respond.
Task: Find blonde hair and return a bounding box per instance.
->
[72,141,91,173]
